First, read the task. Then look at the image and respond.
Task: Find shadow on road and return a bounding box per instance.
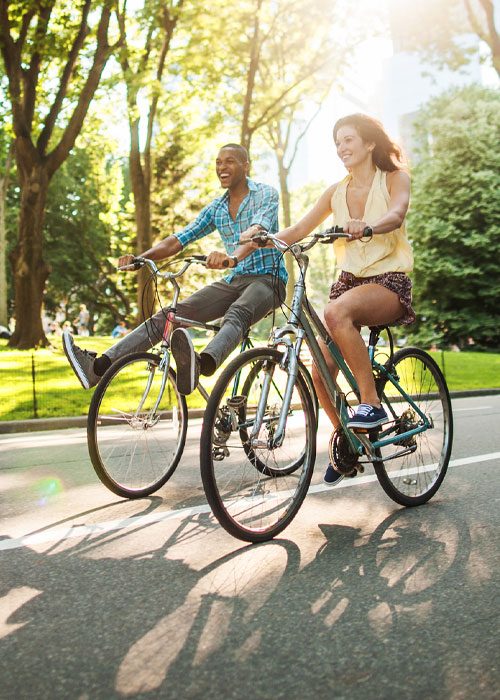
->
[0,500,495,700]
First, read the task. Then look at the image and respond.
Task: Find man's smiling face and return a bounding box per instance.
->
[216,147,249,190]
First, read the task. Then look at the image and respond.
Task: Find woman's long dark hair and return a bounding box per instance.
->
[333,114,404,172]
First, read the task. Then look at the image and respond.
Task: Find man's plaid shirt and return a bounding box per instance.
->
[174,178,287,285]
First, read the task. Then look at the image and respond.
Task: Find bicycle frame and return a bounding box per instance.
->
[251,241,430,462]
[136,257,257,411]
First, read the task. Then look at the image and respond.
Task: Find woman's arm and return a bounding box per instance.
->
[240,184,337,247]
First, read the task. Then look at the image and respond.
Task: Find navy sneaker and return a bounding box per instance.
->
[170,328,200,395]
[323,463,344,486]
[347,403,388,430]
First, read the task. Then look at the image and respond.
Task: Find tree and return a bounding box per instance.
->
[0,125,13,327]
[42,133,128,334]
[0,0,117,348]
[389,0,500,78]
[115,0,186,323]
[233,0,350,154]
[407,85,500,349]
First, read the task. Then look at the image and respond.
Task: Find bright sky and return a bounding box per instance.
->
[262,0,499,192]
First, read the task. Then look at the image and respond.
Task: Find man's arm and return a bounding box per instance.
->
[249,186,279,232]
[118,236,181,269]
[118,201,217,269]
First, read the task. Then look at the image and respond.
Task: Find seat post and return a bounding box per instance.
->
[367,326,383,363]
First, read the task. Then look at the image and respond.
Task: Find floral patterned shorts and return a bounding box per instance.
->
[329,271,416,326]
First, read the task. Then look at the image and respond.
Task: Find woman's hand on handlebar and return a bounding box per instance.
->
[344,219,372,240]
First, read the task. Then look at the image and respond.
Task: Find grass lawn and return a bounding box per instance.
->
[1,338,499,422]
[1,336,221,421]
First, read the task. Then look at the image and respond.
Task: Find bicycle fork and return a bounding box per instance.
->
[249,340,303,449]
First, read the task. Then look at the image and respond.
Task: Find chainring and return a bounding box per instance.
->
[328,428,359,476]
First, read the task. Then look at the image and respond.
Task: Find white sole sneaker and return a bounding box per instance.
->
[170,328,199,395]
[62,331,97,389]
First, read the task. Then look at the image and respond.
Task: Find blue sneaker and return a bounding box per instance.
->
[347,403,388,430]
[323,463,344,486]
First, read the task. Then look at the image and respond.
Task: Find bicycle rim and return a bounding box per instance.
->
[200,348,316,542]
[88,352,188,498]
[374,347,453,506]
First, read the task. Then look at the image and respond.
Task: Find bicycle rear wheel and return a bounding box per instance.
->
[87,352,188,498]
[374,347,453,506]
[200,347,316,542]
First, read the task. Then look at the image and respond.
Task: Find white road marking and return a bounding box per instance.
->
[453,406,492,412]
[1,451,499,552]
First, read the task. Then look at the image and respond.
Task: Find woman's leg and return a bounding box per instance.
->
[311,338,341,429]
[324,284,404,407]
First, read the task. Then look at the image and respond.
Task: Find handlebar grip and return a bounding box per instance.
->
[131,257,144,270]
[191,254,207,262]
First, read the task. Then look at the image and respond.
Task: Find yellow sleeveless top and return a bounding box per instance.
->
[330,168,413,277]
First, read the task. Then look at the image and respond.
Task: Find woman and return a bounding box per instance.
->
[241,114,415,485]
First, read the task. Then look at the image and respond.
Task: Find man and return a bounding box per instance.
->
[63,143,286,394]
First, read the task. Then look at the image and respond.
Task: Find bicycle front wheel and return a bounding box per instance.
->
[200,347,317,542]
[374,347,453,506]
[88,352,188,498]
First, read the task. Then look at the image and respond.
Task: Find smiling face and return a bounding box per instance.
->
[335,124,374,170]
[216,147,249,190]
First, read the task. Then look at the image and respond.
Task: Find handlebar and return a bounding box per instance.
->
[117,255,208,279]
[250,225,372,252]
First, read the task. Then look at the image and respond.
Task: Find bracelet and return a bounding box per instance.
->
[231,255,239,268]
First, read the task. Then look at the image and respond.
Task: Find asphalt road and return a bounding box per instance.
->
[0,395,499,700]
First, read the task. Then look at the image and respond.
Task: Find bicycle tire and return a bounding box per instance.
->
[240,357,318,475]
[200,347,316,542]
[373,347,453,506]
[87,352,188,498]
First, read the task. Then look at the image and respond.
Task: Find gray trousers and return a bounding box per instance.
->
[105,274,286,371]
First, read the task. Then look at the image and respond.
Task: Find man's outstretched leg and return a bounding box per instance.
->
[170,275,285,395]
[62,280,238,390]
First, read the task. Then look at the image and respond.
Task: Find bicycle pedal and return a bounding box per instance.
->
[213,446,229,461]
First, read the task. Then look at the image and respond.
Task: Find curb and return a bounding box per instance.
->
[1,389,499,435]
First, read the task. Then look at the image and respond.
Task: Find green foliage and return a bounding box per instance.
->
[407,85,500,349]
[42,115,131,333]
[2,338,498,421]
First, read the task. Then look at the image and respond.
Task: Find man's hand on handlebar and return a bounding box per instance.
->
[206,251,237,269]
[239,230,272,248]
[117,254,139,270]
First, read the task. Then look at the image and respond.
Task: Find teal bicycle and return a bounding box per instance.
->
[200,229,453,542]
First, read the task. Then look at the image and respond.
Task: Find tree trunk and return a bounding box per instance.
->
[8,156,51,348]
[276,154,296,305]
[0,143,13,327]
[129,119,155,324]
[240,0,263,152]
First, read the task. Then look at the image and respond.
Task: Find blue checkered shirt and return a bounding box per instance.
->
[174,179,287,284]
